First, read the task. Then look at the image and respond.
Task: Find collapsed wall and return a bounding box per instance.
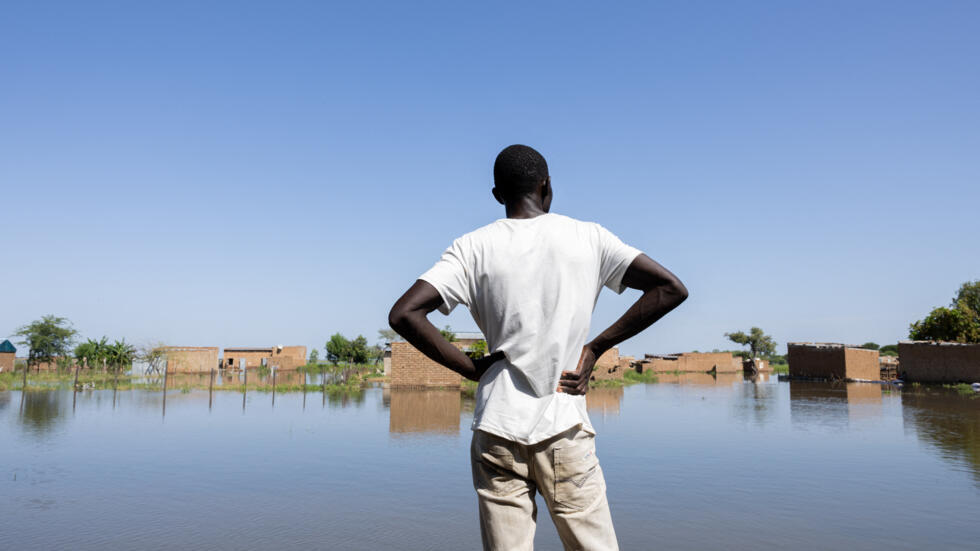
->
[637,352,741,374]
[898,341,980,383]
[787,343,879,381]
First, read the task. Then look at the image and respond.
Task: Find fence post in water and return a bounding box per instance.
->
[209,368,215,410]
[162,360,169,418]
[272,366,277,406]
[22,361,28,389]
[73,365,80,388]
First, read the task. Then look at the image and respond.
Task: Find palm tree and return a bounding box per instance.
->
[105,340,136,373]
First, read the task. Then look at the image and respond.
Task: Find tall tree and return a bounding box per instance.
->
[104,339,136,372]
[909,280,980,343]
[308,349,320,365]
[325,333,351,365]
[350,335,370,364]
[378,328,402,343]
[15,315,77,368]
[725,327,777,359]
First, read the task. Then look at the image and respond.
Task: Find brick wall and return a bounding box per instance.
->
[388,388,461,434]
[788,343,879,381]
[637,352,740,373]
[164,347,219,373]
[591,347,624,381]
[273,346,307,369]
[899,341,980,383]
[0,352,13,372]
[390,341,463,388]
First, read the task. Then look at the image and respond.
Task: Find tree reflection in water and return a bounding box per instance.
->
[19,391,66,435]
[902,389,980,483]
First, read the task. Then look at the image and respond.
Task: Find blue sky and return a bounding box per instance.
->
[2,1,978,358]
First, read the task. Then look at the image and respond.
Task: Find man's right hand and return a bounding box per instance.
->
[467,351,506,382]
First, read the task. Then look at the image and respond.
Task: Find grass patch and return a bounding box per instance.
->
[944,383,978,396]
[771,363,789,374]
[624,369,658,384]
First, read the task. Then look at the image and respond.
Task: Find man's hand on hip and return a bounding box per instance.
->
[467,351,507,383]
[558,345,597,396]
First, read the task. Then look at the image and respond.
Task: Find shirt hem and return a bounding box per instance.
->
[471,419,595,446]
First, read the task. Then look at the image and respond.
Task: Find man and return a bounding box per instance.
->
[389,144,688,550]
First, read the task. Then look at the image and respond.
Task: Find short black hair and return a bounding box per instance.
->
[493,144,549,199]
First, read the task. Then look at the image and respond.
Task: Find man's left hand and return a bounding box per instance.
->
[558,345,597,395]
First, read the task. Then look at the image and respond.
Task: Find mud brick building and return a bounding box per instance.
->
[636,352,742,374]
[586,387,624,415]
[787,343,879,381]
[389,341,464,388]
[0,340,15,372]
[222,346,307,370]
[161,346,219,373]
[898,341,980,383]
[591,347,624,381]
[388,388,461,434]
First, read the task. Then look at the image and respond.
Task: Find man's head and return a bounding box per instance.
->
[492,144,551,210]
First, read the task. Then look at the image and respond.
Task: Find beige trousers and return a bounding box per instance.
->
[470,427,619,551]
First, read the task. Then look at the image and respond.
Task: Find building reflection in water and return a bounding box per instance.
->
[655,372,742,387]
[789,381,883,428]
[388,388,461,435]
[586,387,623,416]
[902,389,980,483]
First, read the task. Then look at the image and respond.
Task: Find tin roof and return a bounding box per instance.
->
[0,340,16,353]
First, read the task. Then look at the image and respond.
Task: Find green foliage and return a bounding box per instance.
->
[74,337,108,367]
[724,327,777,359]
[325,333,371,364]
[378,328,401,343]
[909,280,980,343]
[624,369,658,384]
[325,333,350,364]
[859,342,880,350]
[879,344,899,356]
[467,339,488,359]
[909,306,980,343]
[14,315,77,368]
[308,348,320,365]
[440,325,457,342]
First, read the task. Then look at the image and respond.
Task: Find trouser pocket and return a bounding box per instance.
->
[552,435,602,513]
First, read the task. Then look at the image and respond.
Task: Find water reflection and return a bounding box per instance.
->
[586,387,623,416]
[388,389,461,435]
[655,372,742,386]
[19,391,66,434]
[789,381,885,427]
[902,390,980,482]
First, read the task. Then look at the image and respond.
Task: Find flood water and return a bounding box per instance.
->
[2,374,978,550]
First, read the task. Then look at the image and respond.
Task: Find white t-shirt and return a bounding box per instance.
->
[419,213,642,444]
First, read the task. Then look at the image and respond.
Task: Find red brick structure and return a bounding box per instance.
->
[787,343,879,381]
[636,352,741,374]
[389,388,461,434]
[591,347,624,381]
[898,341,980,383]
[390,341,463,388]
[0,339,15,372]
[222,346,307,370]
[162,346,219,373]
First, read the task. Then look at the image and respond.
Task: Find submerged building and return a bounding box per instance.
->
[222,346,307,370]
[389,341,463,388]
[161,346,219,374]
[787,343,879,381]
[0,340,15,372]
[635,352,742,374]
[898,341,980,384]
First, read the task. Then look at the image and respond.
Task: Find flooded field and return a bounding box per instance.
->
[1,375,978,550]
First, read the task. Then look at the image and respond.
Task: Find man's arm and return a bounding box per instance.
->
[388,280,504,382]
[558,254,688,395]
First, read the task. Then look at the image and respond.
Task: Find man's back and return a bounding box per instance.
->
[420,213,640,443]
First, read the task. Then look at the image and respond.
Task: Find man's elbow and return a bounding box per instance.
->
[670,279,689,306]
[388,305,409,334]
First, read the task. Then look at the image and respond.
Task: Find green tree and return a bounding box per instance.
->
[350,335,370,364]
[859,342,880,350]
[14,315,77,369]
[909,306,980,343]
[467,339,488,359]
[378,328,402,343]
[440,325,457,342]
[74,337,109,368]
[104,339,136,373]
[954,280,980,317]
[325,333,351,365]
[725,327,777,359]
[879,344,899,356]
[308,348,320,365]
[909,280,980,343]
